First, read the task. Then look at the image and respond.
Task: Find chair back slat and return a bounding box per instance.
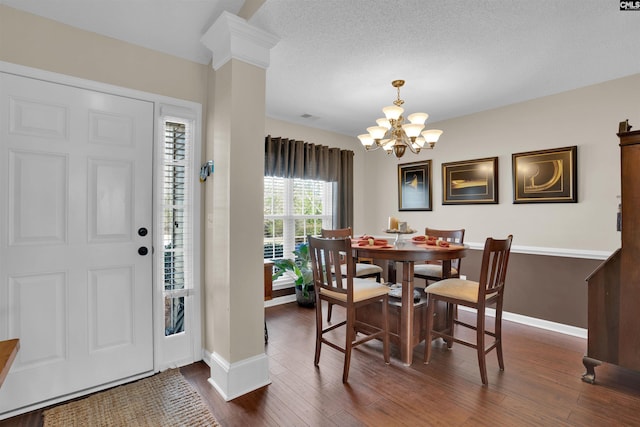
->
[309,236,353,299]
[478,235,513,299]
[321,227,353,238]
[321,228,353,266]
[425,227,465,271]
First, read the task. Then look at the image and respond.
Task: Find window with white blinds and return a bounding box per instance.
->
[264,176,332,286]
[162,117,193,336]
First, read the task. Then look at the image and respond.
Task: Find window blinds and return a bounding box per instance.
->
[162,118,193,335]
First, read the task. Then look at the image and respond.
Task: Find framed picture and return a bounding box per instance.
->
[512,146,577,203]
[398,160,432,211]
[442,157,499,205]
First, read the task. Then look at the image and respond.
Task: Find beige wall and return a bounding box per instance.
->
[0,5,208,105]
[270,72,640,253]
[360,74,640,253]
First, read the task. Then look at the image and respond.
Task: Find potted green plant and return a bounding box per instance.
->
[272,243,315,307]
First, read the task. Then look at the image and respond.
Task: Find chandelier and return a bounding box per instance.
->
[358,80,443,158]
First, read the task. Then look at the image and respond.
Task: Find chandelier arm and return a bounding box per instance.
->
[401,134,419,155]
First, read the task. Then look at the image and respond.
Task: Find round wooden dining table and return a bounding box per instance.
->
[352,239,468,365]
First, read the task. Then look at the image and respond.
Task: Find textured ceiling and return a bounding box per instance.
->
[4,0,640,138]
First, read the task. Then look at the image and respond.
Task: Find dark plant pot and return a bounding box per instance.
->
[295,285,315,307]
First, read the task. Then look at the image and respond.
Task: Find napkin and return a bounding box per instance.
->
[424,239,450,247]
[358,238,389,246]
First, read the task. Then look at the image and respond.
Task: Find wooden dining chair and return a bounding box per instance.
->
[414,228,465,284]
[308,235,390,383]
[424,235,513,385]
[321,228,383,322]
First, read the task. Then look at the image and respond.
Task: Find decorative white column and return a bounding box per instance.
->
[201,11,278,71]
[200,12,278,401]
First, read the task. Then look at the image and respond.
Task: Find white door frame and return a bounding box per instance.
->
[0,60,202,401]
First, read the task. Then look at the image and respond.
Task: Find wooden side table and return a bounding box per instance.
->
[0,338,19,389]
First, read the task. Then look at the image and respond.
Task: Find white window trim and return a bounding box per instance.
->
[156,104,202,369]
[264,177,332,290]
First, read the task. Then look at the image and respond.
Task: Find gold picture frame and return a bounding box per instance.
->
[398,160,432,211]
[512,146,577,203]
[442,157,498,205]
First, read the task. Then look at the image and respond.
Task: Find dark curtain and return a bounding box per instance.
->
[265,135,354,229]
[333,149,354,229]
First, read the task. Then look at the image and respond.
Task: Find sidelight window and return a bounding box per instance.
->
[162,119,193,336]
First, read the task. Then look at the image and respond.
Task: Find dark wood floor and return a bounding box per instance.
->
[3,302,640,426]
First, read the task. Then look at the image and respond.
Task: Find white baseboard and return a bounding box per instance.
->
[264,293,296,307]
[263,292,587,339]
[457,306,587,339]
[204,351,271,401]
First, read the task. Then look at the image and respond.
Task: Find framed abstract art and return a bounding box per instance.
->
[512,146,577,203]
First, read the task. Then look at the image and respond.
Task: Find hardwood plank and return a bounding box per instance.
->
[3,303,640,426]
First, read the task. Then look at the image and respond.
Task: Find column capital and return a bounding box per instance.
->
[201,11,279,71]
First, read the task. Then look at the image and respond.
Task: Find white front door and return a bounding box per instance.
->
[0,72,154,414]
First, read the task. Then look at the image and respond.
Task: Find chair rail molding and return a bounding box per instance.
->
[465,242,612,260]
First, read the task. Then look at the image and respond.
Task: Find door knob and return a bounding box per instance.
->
[138,247,148,256]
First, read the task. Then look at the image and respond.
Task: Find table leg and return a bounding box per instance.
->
[399,261,415,365]
[441,260,452,279]
[387,260,396,283]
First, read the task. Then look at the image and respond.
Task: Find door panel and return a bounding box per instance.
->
[89,159,133,241]
[89,266,134,350]
[8,151,68,245]
[0,72,154,415]
[8,272,67,367]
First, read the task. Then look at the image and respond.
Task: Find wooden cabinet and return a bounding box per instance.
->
[583,125,640,383]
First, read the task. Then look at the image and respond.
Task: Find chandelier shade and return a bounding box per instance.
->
[358,80,443,158]
[408,112,428,124]
[376,118,391,129]
[383,105,403,121]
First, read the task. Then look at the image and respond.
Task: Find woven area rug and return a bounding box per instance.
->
[43,369,220,427]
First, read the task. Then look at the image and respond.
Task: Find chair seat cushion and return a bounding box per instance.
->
[413,263,458,279]
[320,278,389,302]
[425,278,479,303]
[339,263,383,277]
